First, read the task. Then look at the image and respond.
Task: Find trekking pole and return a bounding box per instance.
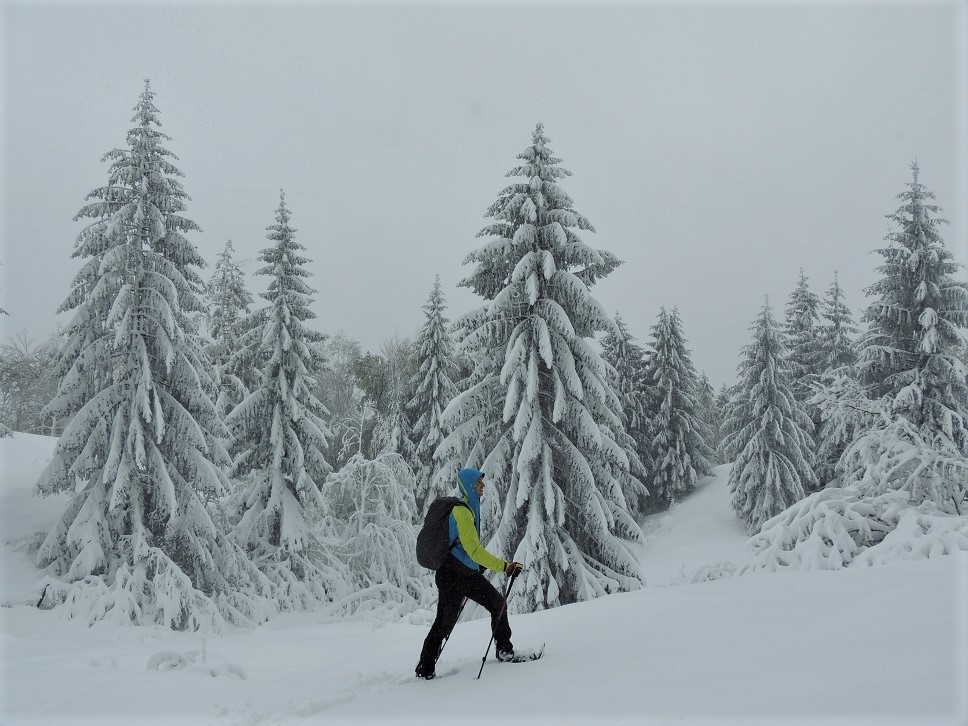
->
[434,596,469,666]
[476,570,520,680]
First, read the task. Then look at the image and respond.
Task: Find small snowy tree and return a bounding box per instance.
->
[642,307,715,508]
[408,277,459,510]
[784,269,825,405]
[227,191,344,609]
[600,312,650,515]
[321,452,431,621]
[437,123,642,612]
[723,300,818,533]
[817,270,858,373]
[847,163,968,513]
[206,240,254,420]
[34,81,271,629]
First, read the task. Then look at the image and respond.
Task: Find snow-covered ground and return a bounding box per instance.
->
[636,464,749,586]
[2,433,966,725]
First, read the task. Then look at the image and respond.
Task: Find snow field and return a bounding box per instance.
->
[2,434,966,725]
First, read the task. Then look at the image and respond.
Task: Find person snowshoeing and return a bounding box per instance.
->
[415,467,524,680]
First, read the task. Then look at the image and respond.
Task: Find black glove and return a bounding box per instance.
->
[504,561,524,576]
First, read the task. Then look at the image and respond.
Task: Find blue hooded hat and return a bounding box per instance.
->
[450,467,484,570]
[456,467,483,516]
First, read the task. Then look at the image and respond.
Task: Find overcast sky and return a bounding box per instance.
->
[1,2,965,388]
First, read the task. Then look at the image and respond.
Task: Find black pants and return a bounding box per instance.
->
[418,556,512,669]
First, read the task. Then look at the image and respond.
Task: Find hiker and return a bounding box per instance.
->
[415,467,524,679]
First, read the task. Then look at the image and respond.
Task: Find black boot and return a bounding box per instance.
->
[415,661,436,680]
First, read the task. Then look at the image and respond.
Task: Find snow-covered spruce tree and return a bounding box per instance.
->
[600,312,651,516]
[206,240,254,420]
[845,163,968,513]
[321,452,430,621]
[642,307,715,509]
[227,191,345,609]
[34,81,271,629]
[784,269,825,404]
[818,271,858,373]
[809,272,861,487]
[437,123,642,612]
[723,300,818,534]
[408,276,459,510]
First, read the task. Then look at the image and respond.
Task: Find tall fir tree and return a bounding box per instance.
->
[437,123,642,612]
[723,300,818,533]
[784,269,825,403]
[227,191,343,608]
[642,307,715,508]
[206,240,254,420]
[600,312,651,515]
[847,163,968,512]
[408,276,459,510]
[817,271,858,373]
[34,81,271,629]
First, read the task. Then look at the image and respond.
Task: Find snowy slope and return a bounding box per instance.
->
[1,434,966,726]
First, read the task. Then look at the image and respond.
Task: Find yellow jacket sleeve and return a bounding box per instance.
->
[452,506,507,574]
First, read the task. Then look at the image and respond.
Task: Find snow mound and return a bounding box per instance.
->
[146,650,193,671]
[739,486,968,573]
[687,560,737,583]
[146,649,247,679]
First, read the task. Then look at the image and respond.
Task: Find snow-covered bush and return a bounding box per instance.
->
[321,453,432,622]
[738,486,968,573]
[842,408,968,515]
[852,508,968,566]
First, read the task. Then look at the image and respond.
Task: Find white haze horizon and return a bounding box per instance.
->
[1,2,966,389]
